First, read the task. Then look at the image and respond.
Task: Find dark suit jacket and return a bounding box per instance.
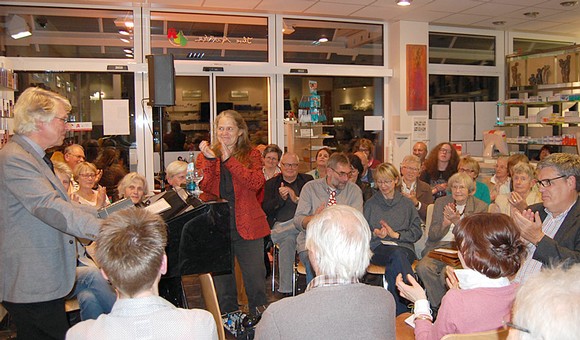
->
[530,199,580,265]
[0,135,100,303]
[262,173,313,227]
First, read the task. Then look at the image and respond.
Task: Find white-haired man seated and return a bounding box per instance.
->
[255,205,396,339]
[508,264,580,340]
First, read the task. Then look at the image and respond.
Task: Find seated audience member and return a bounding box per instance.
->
[415,173,488,310]
[294,153,363,285]
[412,141,428,167]
[420,143,459,200]
[488,155,511,202]
[458,156,491,204]
[536,144,555,162]
[490,162,541,215]
[66,208,217,340]
[166,160,187,190]
[399,155,433,222]
[118,172,148,206]
[262,144,282,180]
[512,153,580,284]
[397,213,527,340]
[95,147,127,202]
[348,153,375,202]
[354,150,374,188]
[306,147,331,179]
[508,264,580,340]
[507,154,530,191]
[163,120,187,151]
[73,161,109,208]
[255,205,396,340]
[364,163,422,315]
[54,161,116,321]
[262,152,313,297]
[354,138,381,169]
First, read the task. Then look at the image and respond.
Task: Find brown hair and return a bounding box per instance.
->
[454,213,527,279]
[96,208,167,297]
[423,142,459,180]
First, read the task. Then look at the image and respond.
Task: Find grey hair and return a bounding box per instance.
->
[118,172,148,200]
[166,160,187,179]
[537,153,580,192]
[14,87,71,135]
[402,154,421,166]
[305,205,372,280]
[511,264,580,340]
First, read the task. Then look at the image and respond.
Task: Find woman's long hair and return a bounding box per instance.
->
[423,142,459,180]
[211,110,252,164]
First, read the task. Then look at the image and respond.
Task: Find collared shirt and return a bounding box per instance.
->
[305,275,359,292]
[514,201,576,283]
[21,134,45,158]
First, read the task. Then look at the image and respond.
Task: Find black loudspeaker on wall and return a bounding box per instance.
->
[146,54,176,107]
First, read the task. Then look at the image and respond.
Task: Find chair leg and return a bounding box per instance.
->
[271,244,278,292]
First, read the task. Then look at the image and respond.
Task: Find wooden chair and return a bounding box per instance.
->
[366,263,387,289]
[199,273,226,340]
[441,328,509,340]
[292,259,307,296]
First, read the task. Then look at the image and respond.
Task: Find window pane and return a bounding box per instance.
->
[429,32,495,66]
[1,6,135,59]
[150,12,268,62]
[283,19,383,66]
[513,38,573,55]
[429,75,499,109]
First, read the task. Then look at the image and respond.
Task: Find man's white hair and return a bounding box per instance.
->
[512,263,580,340]
[305,205,372,280]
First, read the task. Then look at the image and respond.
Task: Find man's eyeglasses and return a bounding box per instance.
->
[537,175,567,187]
[54,116,69,123]
[265,156,279,162]
[281,163,299,169]
[329,167,350,178]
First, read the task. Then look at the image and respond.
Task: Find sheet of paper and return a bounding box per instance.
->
[434,248,458,254]
[364,116,383,131]
[144,198,171,215]
[102,99,130,135]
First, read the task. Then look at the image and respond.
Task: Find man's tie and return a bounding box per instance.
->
[327,189,337,206]
[43,154,55,174]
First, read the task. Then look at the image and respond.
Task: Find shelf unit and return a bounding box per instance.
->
[284,121,335,173]
[0,57,16,149]
[501,45,580,157]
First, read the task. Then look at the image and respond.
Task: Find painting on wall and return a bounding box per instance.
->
[406,44,427,111]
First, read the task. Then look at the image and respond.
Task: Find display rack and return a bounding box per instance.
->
[0,57,16,149]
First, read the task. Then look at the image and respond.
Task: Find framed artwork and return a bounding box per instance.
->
[182,89,202,100]
[406,44,427,111]
[230,90,249,100]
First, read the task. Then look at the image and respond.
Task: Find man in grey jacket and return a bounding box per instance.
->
[0,87,101,339]
[255,205,395,340]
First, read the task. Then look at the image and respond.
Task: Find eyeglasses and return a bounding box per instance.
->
[281,163,299,169]
[401,165,419,172]
[329,167,350,178]
[79,173,96,178]
[376,179,394,186]
[439,148,452,154]
[537,175,567,187]
[54,116,69,123]
[458,168,476,174]
[503,321,531,334]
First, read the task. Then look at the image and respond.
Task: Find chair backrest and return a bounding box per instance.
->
[440,328,509,340]
[415,203,434,259]
[199,273,226,340]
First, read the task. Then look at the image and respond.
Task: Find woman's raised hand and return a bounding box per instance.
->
[199,140,216,159]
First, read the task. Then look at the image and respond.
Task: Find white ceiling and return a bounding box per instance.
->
[17,0,580,37]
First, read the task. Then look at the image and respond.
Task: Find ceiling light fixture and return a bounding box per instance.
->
[318,36,328,43]
[396,0,412,6]
[493,21,506,26]
[120,37,130,43]
[119,29,131,35]
[123,48,133,54]
[524,11,540,18]
[7,15,32,39]
[560,1,578,7]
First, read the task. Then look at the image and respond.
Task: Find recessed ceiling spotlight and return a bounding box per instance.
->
[123,48,133,54]
[493,21,506,26]
[560,1,578,7]
[125,53,133,58]
[524,11,540,18]
[318,36,328,43]
[120,37,130,43]
[119,29,131,35]
[396,0,412,6]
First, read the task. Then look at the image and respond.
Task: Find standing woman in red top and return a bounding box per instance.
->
[197,110,270,316]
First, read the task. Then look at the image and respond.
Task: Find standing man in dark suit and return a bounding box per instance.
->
[262,152,313,297]
[0,87,102,340]
[512,153,580,283]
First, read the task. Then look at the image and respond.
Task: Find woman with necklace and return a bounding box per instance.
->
[73,161,109,208]
[262,144,282,180]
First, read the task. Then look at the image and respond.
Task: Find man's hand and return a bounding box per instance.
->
[278,183,298,203]
[512,208,545,245]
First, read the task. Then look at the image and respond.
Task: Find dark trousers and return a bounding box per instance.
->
[214,235,268,314]
[2,298,69,340]
[371,245,417,315]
